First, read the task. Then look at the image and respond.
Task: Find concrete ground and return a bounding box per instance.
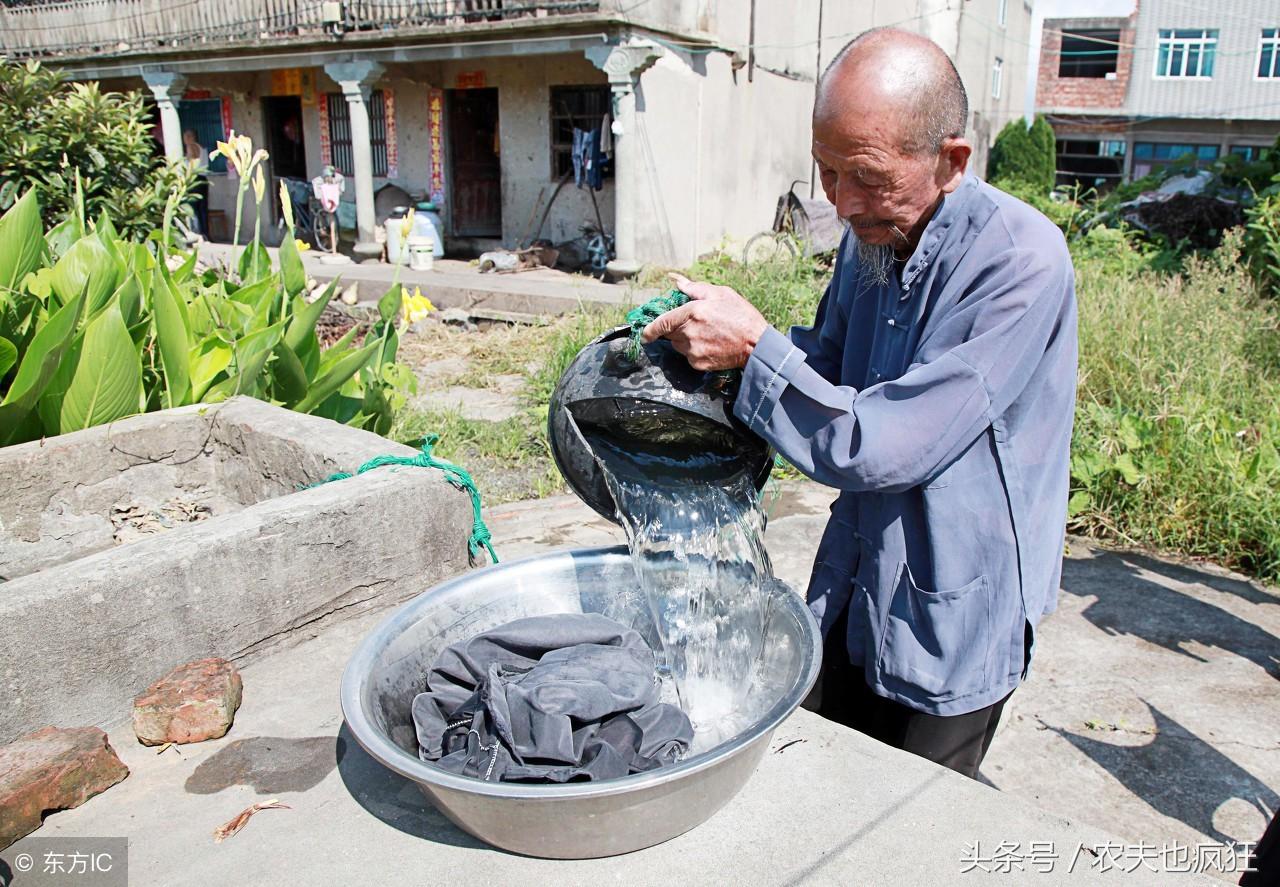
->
[3,481,1269,884]
[197,242,658,321]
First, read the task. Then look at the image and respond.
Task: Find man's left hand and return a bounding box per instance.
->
[641,273,769,371]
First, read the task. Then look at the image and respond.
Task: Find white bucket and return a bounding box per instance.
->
[407,234,435,271]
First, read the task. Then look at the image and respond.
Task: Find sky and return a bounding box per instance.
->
[1023,0,1138,117]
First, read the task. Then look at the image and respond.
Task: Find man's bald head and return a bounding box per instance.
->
[815,28,968,156]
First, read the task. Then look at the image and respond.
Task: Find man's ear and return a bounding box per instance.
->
[936,137,972,194]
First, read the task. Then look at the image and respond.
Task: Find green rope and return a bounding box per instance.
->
[624,289,689,359]
[318,434,498,565]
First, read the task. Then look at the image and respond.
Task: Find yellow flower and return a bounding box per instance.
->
[279,180,296,230]
[295,238,311,252]
[210,131,268,179]
[252,166,265,204]
[399,207,416,240]
[400,286,435,325]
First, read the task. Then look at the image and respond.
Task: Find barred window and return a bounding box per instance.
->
[326,90,388,177]
[550,85,611,180]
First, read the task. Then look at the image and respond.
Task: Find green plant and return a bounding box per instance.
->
[988,116,1055,195]
[0,60,196,244]
[1243,174,1280,298]
[0,178,414,446]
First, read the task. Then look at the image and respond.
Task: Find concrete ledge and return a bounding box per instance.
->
[198,242,655,318]
[0,603,1217,884]
[0,398,476,743]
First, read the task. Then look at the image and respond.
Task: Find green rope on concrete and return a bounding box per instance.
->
[625,289,689,359]
[319,435,498,565]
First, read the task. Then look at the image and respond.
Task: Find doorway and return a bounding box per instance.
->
[446,88,502,237]
[262,96,307,224]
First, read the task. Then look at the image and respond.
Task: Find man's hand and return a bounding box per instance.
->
[641,273,769,371]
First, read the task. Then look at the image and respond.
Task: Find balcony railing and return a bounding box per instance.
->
[0,0,603,60]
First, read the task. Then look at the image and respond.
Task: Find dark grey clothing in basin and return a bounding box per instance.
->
[411,613,693,783]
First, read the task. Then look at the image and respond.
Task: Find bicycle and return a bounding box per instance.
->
[742,179,842,264]
[281,176,338,253]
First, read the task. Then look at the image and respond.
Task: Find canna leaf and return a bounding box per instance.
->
[294,338,380,414]
[0,335,16,380]
[57,301,142,433]
[285,281,335,352]
[153,264,192,408]
[278,230,306,299]
[0,189,45,292]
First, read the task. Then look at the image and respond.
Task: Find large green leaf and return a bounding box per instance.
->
[50,235,117,316]
[0,336,16,380]
[237,241,271,283]
[285,281,335,352]
[0,190,45,292]
[202,321,285,402]
[294,339,380,414]
[153,265,192,408]
[189,337,233,401]
[377,283,401,323]
[270,341,308,406]
[278,232,306,299]
[58,302,142,433]
[0,290,83,412]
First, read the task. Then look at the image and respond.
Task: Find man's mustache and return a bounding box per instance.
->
[841,217,909,243]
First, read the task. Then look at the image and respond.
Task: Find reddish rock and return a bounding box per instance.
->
[0,726,129,849]
[132,658,243,746]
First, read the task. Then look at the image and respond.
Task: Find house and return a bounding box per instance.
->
[1,0,1031,271]
[1036,0,1280,190]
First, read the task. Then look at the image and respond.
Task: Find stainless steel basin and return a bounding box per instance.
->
[340,545,821,859]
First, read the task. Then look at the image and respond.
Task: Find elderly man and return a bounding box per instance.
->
[643,28,1077,778]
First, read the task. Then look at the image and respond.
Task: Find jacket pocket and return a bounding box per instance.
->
[876,563,992,701]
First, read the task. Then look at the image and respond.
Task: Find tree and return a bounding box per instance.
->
[988,115,1056,195]
[0,60,194,242]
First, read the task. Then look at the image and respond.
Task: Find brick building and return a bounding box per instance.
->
[1035,0,1280,190]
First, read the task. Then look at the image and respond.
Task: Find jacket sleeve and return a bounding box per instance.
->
[785,236,850,385]
[734,244,1075,493]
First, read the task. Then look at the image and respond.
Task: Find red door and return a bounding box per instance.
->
[446,88,502,237]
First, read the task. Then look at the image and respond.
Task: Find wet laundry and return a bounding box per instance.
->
[412,613,693,783]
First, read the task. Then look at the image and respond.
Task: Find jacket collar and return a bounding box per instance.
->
[899,174,982,296]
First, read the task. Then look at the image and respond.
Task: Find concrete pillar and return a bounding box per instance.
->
[142,71,187,162]
[324,60,385,262]
[586,41,660,278]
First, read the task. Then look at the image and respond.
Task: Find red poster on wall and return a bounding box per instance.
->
[384,89,398,179]
[428,88,445,204]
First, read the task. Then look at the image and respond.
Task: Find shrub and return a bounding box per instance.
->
[988,116,1055,195]
[0,60,195,243]
[0,184,413,447]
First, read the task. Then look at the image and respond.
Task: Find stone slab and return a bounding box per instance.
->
[0,398,477,744]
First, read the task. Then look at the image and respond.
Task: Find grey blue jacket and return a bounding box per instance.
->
[735,175,1077,716]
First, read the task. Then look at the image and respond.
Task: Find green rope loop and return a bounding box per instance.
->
[624,289,689,359]
[319,434,498,565]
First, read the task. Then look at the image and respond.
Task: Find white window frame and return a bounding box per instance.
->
[1257,27,1280,80]
[991,57,1003,100]
[1154,28,1218,80]
[997,0,1008,28]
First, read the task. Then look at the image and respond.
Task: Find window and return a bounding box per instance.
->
[1230,145,1266,162]
[177,99,227,174]
[1259,28,1280,78]
[991,57,1003,100]
[549,85,612,180]
[1131,142,1219,178]
[1155,29,1218,78]
[1054,139,1126,190]
[326,90,388,177]
[997,0,1007,28]
[1058,29,1120,78]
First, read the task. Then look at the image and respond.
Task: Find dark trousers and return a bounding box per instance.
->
[816,602,1012,779]
[192,176,210,238]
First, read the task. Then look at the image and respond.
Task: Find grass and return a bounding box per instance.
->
[393,239,1280,583]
